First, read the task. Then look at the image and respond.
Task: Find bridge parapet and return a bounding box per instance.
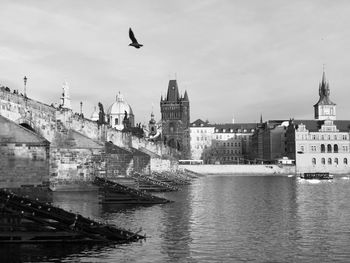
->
[0,88,56,141]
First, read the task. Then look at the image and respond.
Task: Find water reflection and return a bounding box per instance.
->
[189,176,298,262]
[295,177,350,261]
[3,176,350,262]
[159,186,195,263]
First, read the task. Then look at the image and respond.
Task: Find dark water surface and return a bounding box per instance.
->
[2,175,350,262]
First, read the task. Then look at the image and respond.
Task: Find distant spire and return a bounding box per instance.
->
[166,79,180,101]
[322,65,326,84]
[183,90,189,101]
[260,114,263,124]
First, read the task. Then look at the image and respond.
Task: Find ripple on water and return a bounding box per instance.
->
[4,175,350,262]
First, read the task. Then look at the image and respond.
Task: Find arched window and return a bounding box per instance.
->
[334,144,338,153]
[344,158,348,165]
[321,144,325,153]
[327,144,332,153]
[321,158,325,165]
[328,158,332,165]
[312,158,316,165]
[335,158,338,165]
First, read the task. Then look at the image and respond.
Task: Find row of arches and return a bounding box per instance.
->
[320,144,339,153]
[312,157,348,165]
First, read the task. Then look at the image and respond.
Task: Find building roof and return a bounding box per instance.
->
[190,119,212,127]
[0,115,49,145]
[107,92,134,116]
[292,119,350,132]
[213,123,258,133]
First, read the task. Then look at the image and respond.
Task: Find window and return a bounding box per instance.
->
[335,158,338,165]
[115,118,118,125]
[328,158,332,165]
[301,146,304,152]
[321,158,325,165]
[334,144,338,153]
[312,158,316,165]
[344,158,348,165]
[327,144,332,153]
[343,135,347,140]
[321,144,325,153]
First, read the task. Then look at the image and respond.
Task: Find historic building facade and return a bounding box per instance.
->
[189,119,257,164]
[160,80,190,159]
[209,123,257,164]
[251,120,289,163]
[189,119,215,160]
[286,71,350,174]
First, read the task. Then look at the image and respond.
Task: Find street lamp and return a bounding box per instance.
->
[23,76,27,98]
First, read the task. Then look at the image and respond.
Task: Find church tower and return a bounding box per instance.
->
[160,79,190,158]
[313,70,336,120]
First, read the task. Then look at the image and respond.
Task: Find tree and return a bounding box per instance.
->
[201,142,224,164]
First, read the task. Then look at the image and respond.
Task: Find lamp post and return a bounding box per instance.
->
[23,76,27,98]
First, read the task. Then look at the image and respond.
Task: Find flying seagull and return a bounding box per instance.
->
[129,28,143,49]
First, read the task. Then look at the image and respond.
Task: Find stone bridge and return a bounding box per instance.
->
[0,87,178,157]
[0,87,180,190]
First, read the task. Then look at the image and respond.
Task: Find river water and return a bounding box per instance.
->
[2,175,350,262]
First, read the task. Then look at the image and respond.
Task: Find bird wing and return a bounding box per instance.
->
[129,28,138,43]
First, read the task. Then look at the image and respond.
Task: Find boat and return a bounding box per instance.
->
[300,172,333,180]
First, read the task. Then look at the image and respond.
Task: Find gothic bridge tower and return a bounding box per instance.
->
[160,79,190,159]
[313,70,336,120]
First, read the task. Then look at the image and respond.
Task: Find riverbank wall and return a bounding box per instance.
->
[180,164,296,175]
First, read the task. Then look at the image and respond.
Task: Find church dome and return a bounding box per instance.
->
[90,106,99,121]
[107,92,134,116]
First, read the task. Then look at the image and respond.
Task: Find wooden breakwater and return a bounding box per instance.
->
[0,189,145,243]
[93,177,172,204]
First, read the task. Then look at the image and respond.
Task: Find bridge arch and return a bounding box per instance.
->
[16,118,42,136]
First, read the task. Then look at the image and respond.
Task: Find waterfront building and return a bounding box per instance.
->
[209,123,257,164]
[160,79,190,159]
[251,120,289,163]
[285,71,350,173]
[107,92,135,130]
[189,119,215,160]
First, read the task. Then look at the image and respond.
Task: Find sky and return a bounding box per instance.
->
[1,0,350,124]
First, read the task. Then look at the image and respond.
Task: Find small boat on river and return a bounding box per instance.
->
[300,172,333,180]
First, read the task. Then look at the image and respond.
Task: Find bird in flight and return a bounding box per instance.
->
[129,28,143,49]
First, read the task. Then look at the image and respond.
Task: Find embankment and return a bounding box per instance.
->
[180,164,296,175]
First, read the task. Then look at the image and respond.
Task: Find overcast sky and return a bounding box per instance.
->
[1,0,350,124]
